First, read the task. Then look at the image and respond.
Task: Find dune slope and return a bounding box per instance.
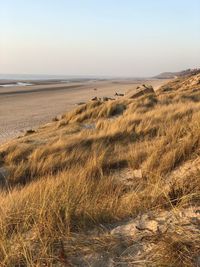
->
[0,74,200,266]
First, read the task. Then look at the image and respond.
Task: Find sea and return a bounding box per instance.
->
[0,74,108,87]
[0,74,144,87]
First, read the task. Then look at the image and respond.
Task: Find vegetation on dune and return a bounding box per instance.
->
[0,74,200,266]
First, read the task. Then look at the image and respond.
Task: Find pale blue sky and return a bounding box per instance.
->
[0,0,200,77]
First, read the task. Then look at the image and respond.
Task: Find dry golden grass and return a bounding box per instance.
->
[0,74,200,266]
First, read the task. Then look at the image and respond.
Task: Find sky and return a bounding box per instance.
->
[0,0,200,77]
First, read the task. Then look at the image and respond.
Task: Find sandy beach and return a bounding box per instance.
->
[0,79,168,143]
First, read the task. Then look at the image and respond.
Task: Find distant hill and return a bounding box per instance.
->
[154,68,200,79]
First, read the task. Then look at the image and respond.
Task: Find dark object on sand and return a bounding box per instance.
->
[115,92,124,96]
[52,116,59,121]
[25,129,36,135]
[91,96,98,101]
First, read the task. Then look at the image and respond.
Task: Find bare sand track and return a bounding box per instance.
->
[0,79,168,143]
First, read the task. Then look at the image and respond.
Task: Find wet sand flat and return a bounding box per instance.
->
[0,79,168,144]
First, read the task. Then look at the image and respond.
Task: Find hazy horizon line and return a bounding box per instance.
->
[0,73,151,80]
